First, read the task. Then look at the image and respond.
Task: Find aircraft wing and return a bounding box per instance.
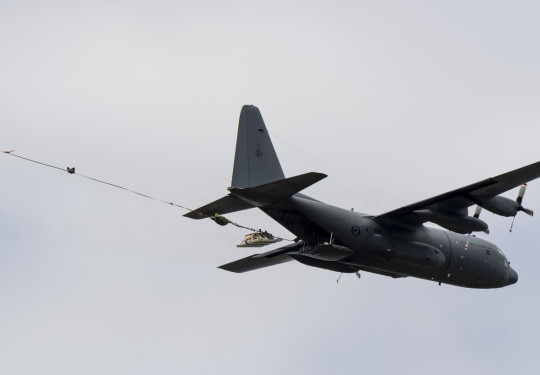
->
[375,161,540,226]
[218,242,304,273]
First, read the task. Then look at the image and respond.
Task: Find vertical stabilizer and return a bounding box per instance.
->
[231,105,285,188]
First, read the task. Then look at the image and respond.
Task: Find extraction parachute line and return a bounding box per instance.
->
[3,151,289,241]
[5,151,66,172]
[4,151,193,210]
[210,214,255,231]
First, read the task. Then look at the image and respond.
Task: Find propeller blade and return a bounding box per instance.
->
[473,206,489,233]
[515,183,533,216]
[516,184,527,205]
[510,215,516,232]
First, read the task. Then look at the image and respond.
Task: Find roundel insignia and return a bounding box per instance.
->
[351,226,361,236]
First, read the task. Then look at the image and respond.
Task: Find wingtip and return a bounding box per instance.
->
[183,211,206,219]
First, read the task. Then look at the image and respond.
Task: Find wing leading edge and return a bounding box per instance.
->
[375,161,540,231]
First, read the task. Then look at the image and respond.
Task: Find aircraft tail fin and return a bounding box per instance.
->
[184,105,326,220]
[231,105,285,188]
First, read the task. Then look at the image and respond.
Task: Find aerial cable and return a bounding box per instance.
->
[209,213,256,231]
[5,151,66,172]
[3,150,290,243]
[269,132,404,211]
[76,172,192,211]
[4,151,192,211]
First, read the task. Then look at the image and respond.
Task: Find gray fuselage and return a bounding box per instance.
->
[264,195,517,288]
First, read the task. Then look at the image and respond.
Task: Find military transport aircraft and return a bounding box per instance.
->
[185,105,540,288]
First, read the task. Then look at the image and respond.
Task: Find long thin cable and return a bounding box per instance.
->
[8,153,66,172]
[269,132,405,210]
[3,150,292,242]
[77,172,192,211]
[3,150,197,210]
[5,151,193,211]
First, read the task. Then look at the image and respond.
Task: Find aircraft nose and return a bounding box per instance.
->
[507,267,518,285]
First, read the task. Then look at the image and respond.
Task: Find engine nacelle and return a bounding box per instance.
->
[478,196,520,217]
[414,209,488,234]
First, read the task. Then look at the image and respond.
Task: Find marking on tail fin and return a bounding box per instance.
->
[255,142,263,160]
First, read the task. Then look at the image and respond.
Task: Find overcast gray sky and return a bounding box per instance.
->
[2,1,540,374]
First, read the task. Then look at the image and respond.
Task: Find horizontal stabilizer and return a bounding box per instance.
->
[219,242,303,273]
[184,195,253,219]
[228,172,327,207]
[184,172,326,220]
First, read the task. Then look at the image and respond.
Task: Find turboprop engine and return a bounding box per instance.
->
[478,196,524,217]
[473,184,534,232]
[476,184,533,217]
